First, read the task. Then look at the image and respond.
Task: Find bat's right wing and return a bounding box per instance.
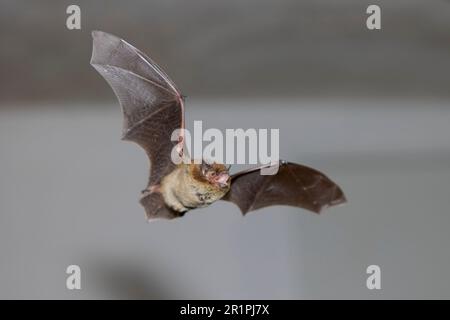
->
[222,161,346,215]
[90,31,185,220]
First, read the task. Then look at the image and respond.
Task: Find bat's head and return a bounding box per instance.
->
[195,161,231,189]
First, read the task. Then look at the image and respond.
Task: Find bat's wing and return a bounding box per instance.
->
[222,161,346,214]
[90,31,185,219]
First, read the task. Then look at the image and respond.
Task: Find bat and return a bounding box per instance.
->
[90,31,346,221]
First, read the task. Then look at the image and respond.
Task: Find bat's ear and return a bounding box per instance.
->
[201,160,212,175]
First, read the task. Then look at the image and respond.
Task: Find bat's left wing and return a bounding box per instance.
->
[222,161,346,214]
[90,31,185,220]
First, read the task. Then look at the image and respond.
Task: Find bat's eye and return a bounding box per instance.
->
[210,172,216,177]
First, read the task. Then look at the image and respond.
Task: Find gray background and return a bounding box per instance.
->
[1,0,450,299]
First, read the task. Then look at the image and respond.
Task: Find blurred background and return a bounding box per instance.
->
[1,0,450,299]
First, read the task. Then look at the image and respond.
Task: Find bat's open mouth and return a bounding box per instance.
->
[216,174,230,188]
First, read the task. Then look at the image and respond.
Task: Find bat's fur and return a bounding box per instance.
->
[159,162,230,213]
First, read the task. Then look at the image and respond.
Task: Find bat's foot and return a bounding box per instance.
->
[141,185,160,195]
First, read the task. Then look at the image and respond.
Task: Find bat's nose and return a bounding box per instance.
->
[216,173,231,188]
[217,174,229,185]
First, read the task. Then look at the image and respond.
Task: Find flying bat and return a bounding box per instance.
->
[90,31,346,220]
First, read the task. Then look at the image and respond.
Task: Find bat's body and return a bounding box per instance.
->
[91,31,346,221]
[157,163,230,213]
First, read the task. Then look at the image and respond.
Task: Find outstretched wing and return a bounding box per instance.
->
[222,161,346,214]
[90,31,186,220]
[90,31,184,188]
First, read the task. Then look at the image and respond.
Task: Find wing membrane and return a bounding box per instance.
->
[91,31,184,187]
[223,162,346,214]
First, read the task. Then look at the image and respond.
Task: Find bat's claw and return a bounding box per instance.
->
[142,185,160,195]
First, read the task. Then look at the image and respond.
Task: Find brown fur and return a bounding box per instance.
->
[159,163,230,213]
